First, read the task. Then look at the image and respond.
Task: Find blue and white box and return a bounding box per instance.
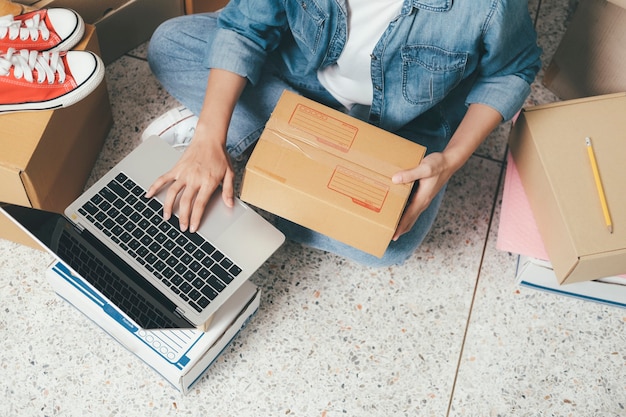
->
[46,261,261,394]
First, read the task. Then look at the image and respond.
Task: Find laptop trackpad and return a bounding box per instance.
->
[154,187,244,241]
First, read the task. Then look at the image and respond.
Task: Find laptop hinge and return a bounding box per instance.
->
[72,221,85,233]
[174,307,186,319]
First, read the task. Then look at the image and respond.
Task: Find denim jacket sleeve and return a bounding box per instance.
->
[205,0,288,85]
[466,0,542,121]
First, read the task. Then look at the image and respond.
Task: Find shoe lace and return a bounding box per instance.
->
[0,12,50,42]
[0,48,66,84]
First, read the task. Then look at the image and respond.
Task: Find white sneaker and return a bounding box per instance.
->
[141,106,198,149]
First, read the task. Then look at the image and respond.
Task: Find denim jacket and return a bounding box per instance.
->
[207,0,542,150]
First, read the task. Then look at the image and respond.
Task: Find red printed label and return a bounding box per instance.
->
[328,166,388,213]
[289,104,358,152]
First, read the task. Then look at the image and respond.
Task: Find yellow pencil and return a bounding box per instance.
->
[585,137,613,233]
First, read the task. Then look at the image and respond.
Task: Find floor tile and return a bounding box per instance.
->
[450,0,626,415]
[0,158,500,417]
[449,181,626,416]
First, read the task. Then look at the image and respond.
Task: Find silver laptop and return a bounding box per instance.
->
[2,136,285,329]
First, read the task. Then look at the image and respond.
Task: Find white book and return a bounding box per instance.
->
[515,255,626,309]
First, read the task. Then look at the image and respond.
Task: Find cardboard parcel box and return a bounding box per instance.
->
[543,0,626,99]
[508,93,626,284]
[241,91,426,258]
[185,0,229,14]
[32,0,184,64]
[0,25,112,246]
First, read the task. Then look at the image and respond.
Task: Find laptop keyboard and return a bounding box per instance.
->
[77,172,242,314]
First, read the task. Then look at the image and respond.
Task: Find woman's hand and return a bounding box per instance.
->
[390,103,504,241]
[391,152,453,240]
[145,135,235,234]
[145,69,248,234]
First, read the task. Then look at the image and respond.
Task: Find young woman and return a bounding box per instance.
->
[145,0,542,267]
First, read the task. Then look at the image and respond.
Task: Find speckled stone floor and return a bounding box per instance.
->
[2,1,625,416]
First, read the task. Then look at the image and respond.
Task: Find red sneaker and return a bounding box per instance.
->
[0,48,104,113]
[0,8,84,52]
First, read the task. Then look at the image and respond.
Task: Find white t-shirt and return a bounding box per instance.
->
[317,0,404,109]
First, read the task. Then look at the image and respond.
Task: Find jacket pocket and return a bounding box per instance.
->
[401,45,467,105]
[285,0,327,54]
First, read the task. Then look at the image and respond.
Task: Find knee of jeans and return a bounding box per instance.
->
[147,18,184,72]
[147,31,166,76]
[368,246,415,268]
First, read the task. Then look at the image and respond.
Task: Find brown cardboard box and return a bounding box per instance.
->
[184,0,228,13]
[543,0,626,100]
[0,25,112,246]
[32,0,129,23]
[508,93,626,283]
[33,0,184,64]
[240,91,426,258]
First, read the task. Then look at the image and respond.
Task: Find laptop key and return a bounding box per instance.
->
[197,297,210,309]
[189,289,201,302]
[190,301,203,313]
[201,241,215,255]
[201,285,218,300]
[100,187,116,202]
[131,184,144,196]
[220,257,233,270]
[180,282,193,295]
[122,177,136,191]
[91,193,103,204]
[108,181,129,198]
[148,199,161,212]
[207,275,225,292]
[211,251,224,262]
[230,264,242,276]
[187,230,205,246]
[82,201,98,215]
[210,263,232,284]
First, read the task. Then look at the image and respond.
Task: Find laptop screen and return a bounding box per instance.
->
[1,203,192,329]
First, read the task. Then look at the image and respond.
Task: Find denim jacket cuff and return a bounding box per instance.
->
[204,28,266,85]
[466,75,532,121]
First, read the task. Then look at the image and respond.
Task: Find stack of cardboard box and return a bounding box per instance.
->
[0,25,112,247]
[499,0,626,302]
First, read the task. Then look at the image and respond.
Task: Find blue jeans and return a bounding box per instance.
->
[147,13,446,267]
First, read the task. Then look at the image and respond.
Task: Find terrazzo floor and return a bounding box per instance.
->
[2,1,625,416]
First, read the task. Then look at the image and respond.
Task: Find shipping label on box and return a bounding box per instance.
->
[47,261,260,394]
[241,90,426,258]
[508,93,626,283]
